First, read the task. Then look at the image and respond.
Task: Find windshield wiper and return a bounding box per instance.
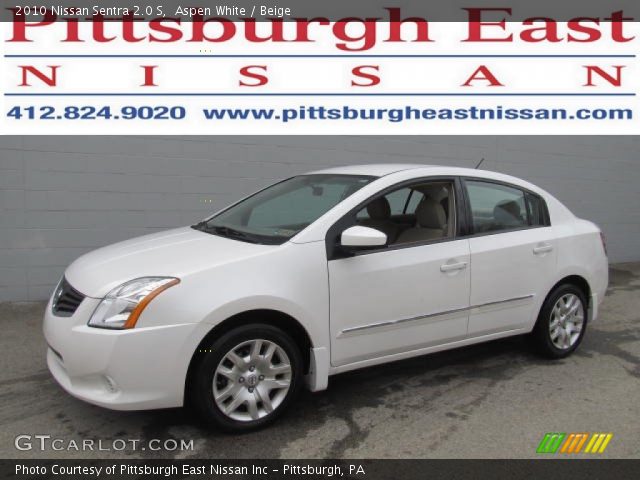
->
[207,225,261,244]
[192,222,286,245]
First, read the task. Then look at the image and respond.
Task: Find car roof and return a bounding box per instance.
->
[307,164,553,197]
[308,164,513,181]
[309,164,430,177]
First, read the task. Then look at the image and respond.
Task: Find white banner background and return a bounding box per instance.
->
[1,21,639,134]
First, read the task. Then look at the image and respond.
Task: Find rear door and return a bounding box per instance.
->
[463,179,557,337]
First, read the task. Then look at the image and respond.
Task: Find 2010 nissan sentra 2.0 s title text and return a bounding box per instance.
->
[43,165,608,432]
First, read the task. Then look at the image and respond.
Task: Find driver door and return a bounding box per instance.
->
[328,179,470,367]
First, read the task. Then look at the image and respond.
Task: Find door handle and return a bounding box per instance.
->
[440,261,468,273]
[533,244,553,255]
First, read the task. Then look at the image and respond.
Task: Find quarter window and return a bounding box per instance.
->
[465,180,547,234]
[525,192,548,227]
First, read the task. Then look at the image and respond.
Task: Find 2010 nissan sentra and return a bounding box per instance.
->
[44,164,608,431]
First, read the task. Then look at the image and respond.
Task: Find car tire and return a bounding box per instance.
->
[190,323,303,432]
[531,284,588,359]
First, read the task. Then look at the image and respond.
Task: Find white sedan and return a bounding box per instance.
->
[44,165,608,431]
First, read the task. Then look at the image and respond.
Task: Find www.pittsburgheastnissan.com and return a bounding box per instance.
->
[5,104,633,123]
[14,434,194,452]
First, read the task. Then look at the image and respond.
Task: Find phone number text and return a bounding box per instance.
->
[6,105,187,120]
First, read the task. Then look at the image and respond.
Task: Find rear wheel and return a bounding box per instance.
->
[531,284,588,358]
[190,324,303,432]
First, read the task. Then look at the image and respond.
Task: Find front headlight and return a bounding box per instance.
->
[88,277,180,329]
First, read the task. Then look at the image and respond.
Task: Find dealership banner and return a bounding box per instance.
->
[4,459,640,479]
[1,2,640,134]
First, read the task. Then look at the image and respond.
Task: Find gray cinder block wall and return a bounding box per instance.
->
[1,136,639,301]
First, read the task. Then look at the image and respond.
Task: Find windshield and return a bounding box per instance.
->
[193,174,375,244]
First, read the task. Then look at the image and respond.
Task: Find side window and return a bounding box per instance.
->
[466,180,535,234]
[385,188,412,215]
[356,188,414,220]
[405,190,424,214]
[356,181,455,246]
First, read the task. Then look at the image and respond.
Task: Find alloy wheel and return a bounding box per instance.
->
[549,293,585,350]
[213,339,292,422]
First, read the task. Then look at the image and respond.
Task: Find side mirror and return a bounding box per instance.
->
[340,226,387,250]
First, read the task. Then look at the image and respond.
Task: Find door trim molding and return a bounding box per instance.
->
[337,294,535,338]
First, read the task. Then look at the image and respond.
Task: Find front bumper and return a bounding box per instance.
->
[43,296,209,410]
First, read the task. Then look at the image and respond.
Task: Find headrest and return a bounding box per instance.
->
[367,197,391,220]
[420,185,445,201]
[416,197,447,229]
[494,200,521,224]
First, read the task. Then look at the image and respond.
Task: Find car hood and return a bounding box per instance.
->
[65,227,276,298]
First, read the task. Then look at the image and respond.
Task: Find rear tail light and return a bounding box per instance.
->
[600,232,608,256]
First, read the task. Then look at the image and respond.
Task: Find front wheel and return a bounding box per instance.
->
[531,284,588,359]
[190,324,303,432]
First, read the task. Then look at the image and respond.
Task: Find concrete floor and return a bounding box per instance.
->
[1,264,639,459]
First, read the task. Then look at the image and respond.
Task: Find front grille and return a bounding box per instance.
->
[52,278,85,317]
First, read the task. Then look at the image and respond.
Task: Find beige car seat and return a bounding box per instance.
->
[396,197,447,244]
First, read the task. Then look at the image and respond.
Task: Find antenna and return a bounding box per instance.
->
[475,158,485,169]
